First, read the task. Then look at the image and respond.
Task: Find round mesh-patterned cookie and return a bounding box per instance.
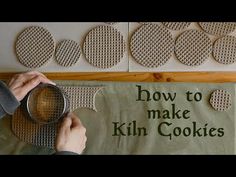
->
[130,23,174,68]
[212,35,236,64]
[55,40,81,67]
[209,90,232,111]
[199,22,236,36]
[162,22,191,30]
[175,30,212,66]
[83,25,126,69]
[15,26,55,68]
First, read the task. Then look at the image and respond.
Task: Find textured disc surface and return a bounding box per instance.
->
[15,26,55,68]
[209,90,232,111]
[175,30,212,66]
[55,40,81,67]
[12,86,103,148]
[162,22,191,30]
[213,35,236,64]
[199,22,236,36]
[83,25,126,69]
[130,23,174,68]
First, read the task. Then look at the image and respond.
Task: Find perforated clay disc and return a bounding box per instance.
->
[162,22,191,30]
[15,26,55,68]
[209,90,232,111]
[199,22,236,36]
[130,23,174,68]
[213,35,236,64]
[55,40,81,67]
[83,25,126,69]
[175,30,212,66]
[12,85,103,148]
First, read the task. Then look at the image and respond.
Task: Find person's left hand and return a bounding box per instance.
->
[8,71,55,101]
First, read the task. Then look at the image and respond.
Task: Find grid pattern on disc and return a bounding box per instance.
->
[213,35,236,64]
[175,30,212,66]
[199,22,236,36]
[83,25,126,69]
[15,26,55,68]
[55,40,81,67]
[130,24,174,68]
[209,90,232,111]
[162,22,191,30]
[12,106,59,148]
[12,86,103,148]
[58,86,103,111]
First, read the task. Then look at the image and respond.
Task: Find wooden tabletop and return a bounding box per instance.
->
[1,72,236,83]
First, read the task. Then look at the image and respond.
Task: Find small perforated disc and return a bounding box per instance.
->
[175,30,212,66]
[55,40,81,67]
[15,26,55,68]
[130,23,174,68]
[209,90,232,111]
[213,35,236,64]
[83,25,126,69]
[162,22,191,30]
[199,22,236,36]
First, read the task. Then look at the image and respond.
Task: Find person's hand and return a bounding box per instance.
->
[55,113,87,154]
[7,71,55,101]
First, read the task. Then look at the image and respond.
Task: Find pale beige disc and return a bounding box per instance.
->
[175,29,212,66]
[83,25,126,69]
[55,40,81,67]
[199,22,236,36]
[130,23,174,68]
[209,90,232,111]
[162,22,191,30]
[15,26,55,68]
[213,35,236,64]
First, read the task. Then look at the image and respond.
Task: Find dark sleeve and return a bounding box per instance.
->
[53,151,79,155]
[0,80,20,119]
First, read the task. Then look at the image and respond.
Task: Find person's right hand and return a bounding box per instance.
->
[55,113,87,154]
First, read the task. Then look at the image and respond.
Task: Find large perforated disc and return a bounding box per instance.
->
[162,22,191,30]
[83,25,126,69]
[55,40,81,67]
[12,85,103,148]
[213,35,236,64]
[199,22,236,36]
[209,90,232,111]
[130,24,174,68]
[175,30,212,66]
[15,26,55,68]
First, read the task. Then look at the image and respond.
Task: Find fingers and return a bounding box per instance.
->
[57,117,72,139]
[9,71,55,87]
[69,113,82,128]
[61,117,72,133]
[21,74,55,93]
[25,71,55,84]
[55,117,72,150]
[8,74,35,88]
[19,76,42,96]
[23,71,55,85]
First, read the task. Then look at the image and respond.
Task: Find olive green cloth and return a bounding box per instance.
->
[0,81,235,154]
